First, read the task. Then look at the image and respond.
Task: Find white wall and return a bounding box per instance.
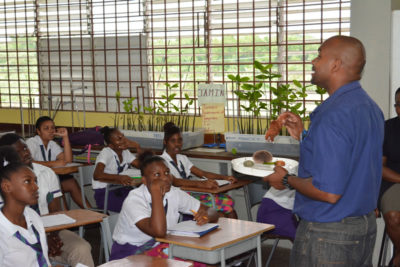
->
[351,0,392,119]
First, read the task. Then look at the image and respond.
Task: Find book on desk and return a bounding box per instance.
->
[168,220,219,237]
[192,176,230,187]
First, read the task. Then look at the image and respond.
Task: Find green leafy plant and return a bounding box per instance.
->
[227,60,316,134]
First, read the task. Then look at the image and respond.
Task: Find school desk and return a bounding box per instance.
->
[156,217,274,267]
[43,209,111,261]
[180,179,254,220]
[98,254,193,267]
[51,162,84,175]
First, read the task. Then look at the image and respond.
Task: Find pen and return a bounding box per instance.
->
[131,176,141,179]
[190,209,208,220]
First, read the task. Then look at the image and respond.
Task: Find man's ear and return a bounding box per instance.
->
[331,58,342,73]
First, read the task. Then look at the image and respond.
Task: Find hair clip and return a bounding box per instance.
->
[3,158,9,167]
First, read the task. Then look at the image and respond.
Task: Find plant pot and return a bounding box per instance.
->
[121,129,204,150]
[225,132,300,157]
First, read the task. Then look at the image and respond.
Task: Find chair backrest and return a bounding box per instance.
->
[103,213,120,255]
[78,165,96,210]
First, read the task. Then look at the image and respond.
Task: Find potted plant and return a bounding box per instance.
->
[115,83,204,150]
[224,61,322,156]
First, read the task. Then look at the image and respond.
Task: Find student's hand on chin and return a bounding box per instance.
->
[55,128,68,138]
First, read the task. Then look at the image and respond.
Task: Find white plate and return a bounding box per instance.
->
[231,157,299,178]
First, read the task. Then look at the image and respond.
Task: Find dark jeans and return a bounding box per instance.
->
[290,211,376,267]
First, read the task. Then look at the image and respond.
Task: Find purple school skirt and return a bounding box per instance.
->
[94,187,132,213]
[110,239,157,261]
[256,198,298,240]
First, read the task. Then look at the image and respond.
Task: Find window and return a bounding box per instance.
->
[0,0,350,118]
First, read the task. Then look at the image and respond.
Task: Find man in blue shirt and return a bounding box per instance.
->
[265,35,384,266]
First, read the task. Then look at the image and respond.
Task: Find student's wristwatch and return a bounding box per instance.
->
[282,173,295,190]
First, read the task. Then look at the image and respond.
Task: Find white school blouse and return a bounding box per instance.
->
[113,184,200,246]
[92,147,137,189]
[0,164,62,215]
[26,135,63,162]
[0,206,50,267]
[32,163,63,215]
[160,150,193,179]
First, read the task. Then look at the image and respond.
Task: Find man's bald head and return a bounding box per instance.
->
[323,35,366,80]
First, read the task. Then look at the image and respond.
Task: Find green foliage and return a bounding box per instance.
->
[114,83,196,132]
[227,60,314,134]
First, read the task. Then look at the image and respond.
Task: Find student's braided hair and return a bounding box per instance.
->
[0,146,26,199]
[100,126,118,145]
[137,150,165,176]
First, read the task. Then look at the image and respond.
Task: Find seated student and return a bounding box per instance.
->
[0,133,94,267]
[110,151,218,261]
[93,126,141,212]
[0,146,50,267]
[257,187,298,240]
[160,122,238,218]
[379,87,400,266]
[26,116,90,209]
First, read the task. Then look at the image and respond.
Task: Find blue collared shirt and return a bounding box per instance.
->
[294,81,384,222]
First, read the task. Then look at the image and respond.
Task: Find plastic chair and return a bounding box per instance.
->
[378,227,394,267]
[101,213,120,262]
[77,165,122,214]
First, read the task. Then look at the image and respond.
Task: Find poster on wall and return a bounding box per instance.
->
[198,84,225,133]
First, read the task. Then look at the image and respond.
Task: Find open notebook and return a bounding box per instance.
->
[168,220,219,237]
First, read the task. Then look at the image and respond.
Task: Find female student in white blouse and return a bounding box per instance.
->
[0,133,95,267]
[0,146,50,267]
[110,151,218,261]
[92,126,141,212]
[26,116,90,209]
[161,122,238,218]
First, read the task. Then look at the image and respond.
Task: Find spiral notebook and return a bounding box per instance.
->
[168,220,219,237]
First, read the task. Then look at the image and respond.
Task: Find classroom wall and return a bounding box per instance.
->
[1,1,399,126]
[351,0,400,119]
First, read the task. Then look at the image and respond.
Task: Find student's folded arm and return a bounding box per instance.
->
[288,176,341,204]
[93,163,125,184]
[32,159,66,168]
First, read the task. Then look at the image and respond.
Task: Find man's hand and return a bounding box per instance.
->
[263,166,288,190]
[47,232,63,257]
[281,112,304,141]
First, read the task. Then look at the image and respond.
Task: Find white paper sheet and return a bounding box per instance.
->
[41,214,76,227]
